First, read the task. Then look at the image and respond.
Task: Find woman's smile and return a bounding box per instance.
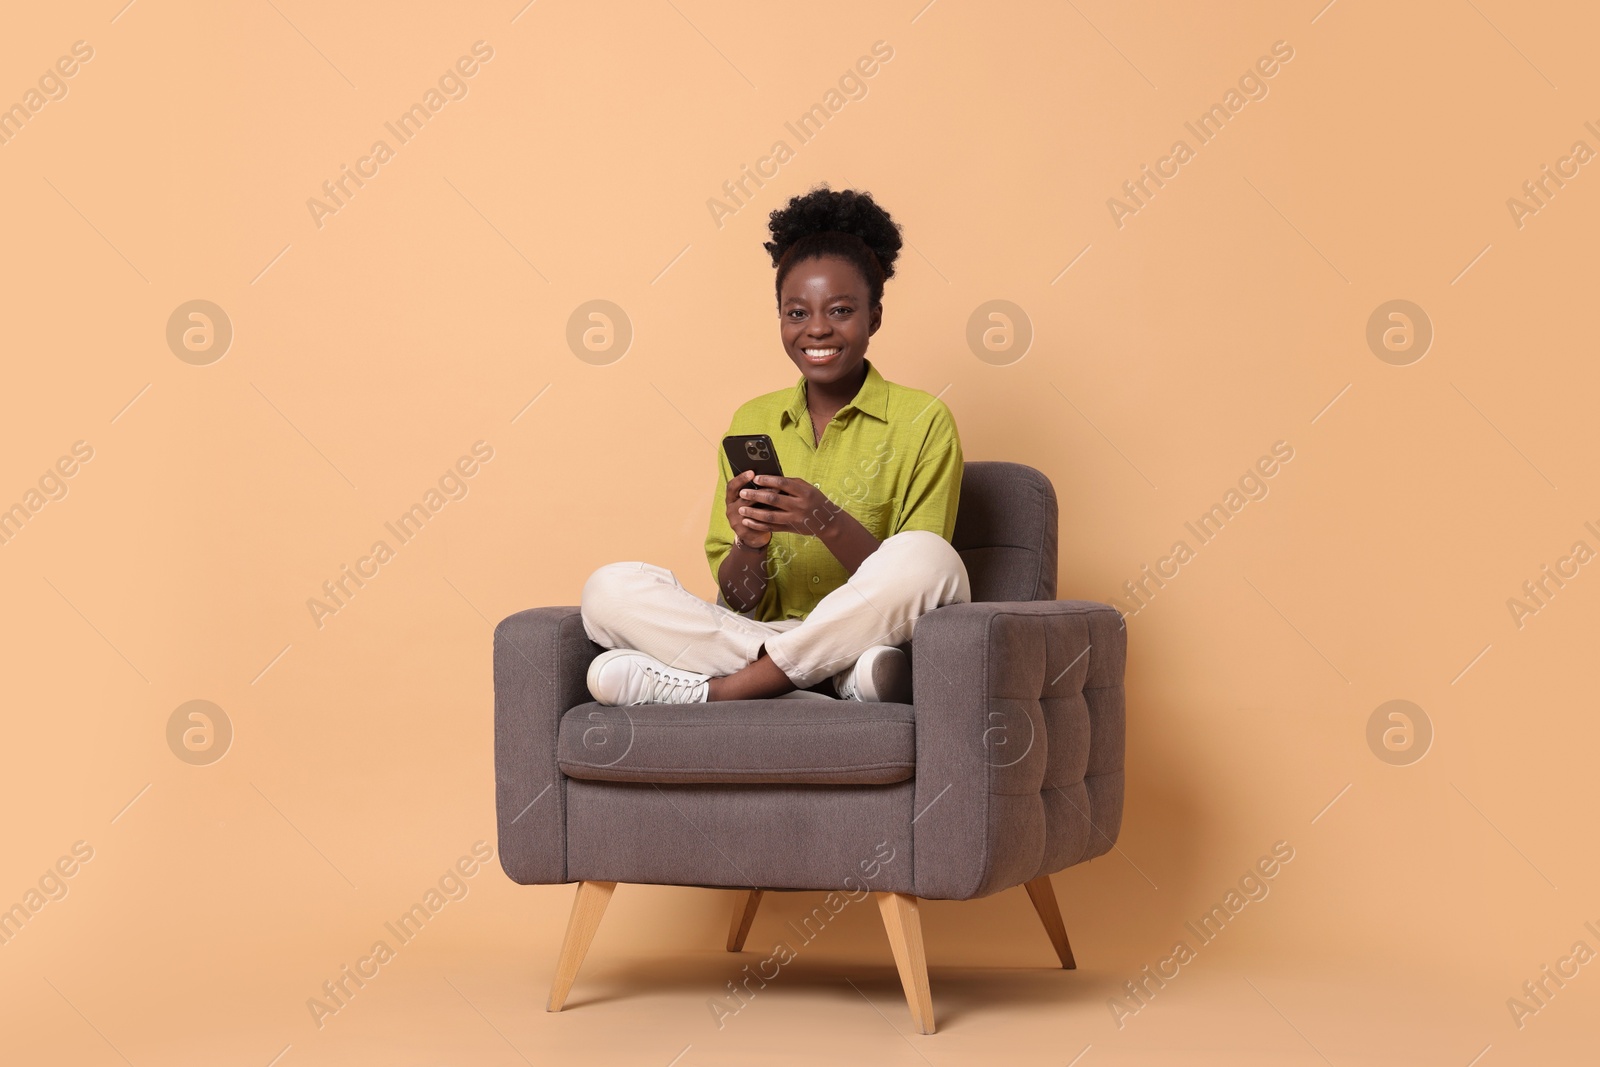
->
[780,254,881,393]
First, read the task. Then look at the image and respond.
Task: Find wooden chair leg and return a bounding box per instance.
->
[1023,874,1076,969]
[726,888,764,952]
[547,880,616,1011]
[875,892,935,1035]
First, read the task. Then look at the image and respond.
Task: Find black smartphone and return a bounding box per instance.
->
[722,434,784,509]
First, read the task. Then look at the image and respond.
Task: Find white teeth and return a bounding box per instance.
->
[803,347,840,357]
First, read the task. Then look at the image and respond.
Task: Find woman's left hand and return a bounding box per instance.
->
[735,476,845,539]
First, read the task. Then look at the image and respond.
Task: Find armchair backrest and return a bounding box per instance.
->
[950,462,1058,603]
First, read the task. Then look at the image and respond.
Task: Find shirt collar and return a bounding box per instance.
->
[780,360,890,428]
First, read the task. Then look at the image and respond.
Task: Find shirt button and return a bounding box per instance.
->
[811,576,821,585]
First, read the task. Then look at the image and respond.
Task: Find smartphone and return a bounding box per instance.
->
[723,434,784,509]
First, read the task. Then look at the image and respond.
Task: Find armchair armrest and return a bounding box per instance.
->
[909,600,1126,900]
[494,606,601,885]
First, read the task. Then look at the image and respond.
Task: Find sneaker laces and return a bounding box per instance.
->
[639,662,705,704]
[834,665,859,700]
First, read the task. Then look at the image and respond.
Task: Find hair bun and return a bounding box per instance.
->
[764,184,903,304]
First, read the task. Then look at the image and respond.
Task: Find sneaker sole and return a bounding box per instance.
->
[859,648,911,704]
[586,648,633,705]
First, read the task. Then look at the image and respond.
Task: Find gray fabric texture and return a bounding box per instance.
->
[952,461,1058,602]
[565,780,915,892]
[557,700,916,785]
[492,461,1127,903]
[907,599,1126,900]
[493,606,600,885]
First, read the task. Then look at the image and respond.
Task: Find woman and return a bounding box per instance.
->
[581,185,970,705]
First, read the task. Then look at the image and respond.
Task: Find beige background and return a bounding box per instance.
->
[2,1,1596,1063]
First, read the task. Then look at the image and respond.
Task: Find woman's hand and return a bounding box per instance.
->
[724,470,773,549]
[735,475,845,539]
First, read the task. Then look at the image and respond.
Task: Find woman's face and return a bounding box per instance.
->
[778,254,880,391]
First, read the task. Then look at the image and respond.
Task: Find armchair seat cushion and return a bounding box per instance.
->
[556,699,915,785]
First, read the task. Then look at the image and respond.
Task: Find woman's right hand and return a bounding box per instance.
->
[725,469,772,549]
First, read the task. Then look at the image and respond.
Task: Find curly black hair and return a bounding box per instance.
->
[763,184,903,307]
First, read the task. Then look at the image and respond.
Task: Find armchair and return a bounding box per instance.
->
[493,461,1127,1033]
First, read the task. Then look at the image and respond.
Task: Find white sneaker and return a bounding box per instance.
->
[587,649,710,706]
[833,646,911,703]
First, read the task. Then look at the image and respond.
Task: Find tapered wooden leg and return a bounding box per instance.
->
[1023,874,1076,969]
[875,892,935,1035]
[547,880,616,1011]
[726,889,764,952]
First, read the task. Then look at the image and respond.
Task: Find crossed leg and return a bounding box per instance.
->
[580,530,970,700]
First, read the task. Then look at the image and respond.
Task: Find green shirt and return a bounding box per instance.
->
[705,361,962,621]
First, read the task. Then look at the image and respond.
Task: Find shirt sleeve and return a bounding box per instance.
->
[704,440,736,585]
[894,402,963,540]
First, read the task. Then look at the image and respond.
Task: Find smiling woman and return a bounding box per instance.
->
[577,184,967,707]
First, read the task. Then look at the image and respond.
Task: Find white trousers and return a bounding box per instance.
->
[580,530,971,689]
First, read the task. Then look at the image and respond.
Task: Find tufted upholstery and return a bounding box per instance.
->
[906,600,1126,899]
[494,462,1127,901]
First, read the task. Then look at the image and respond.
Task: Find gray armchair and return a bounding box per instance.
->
[494,461,1127,1033]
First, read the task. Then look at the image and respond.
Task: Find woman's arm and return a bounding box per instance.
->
[718,538,771,612]
[815,508,878,576]
[717,469,772,612]
[735,475,879,577]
